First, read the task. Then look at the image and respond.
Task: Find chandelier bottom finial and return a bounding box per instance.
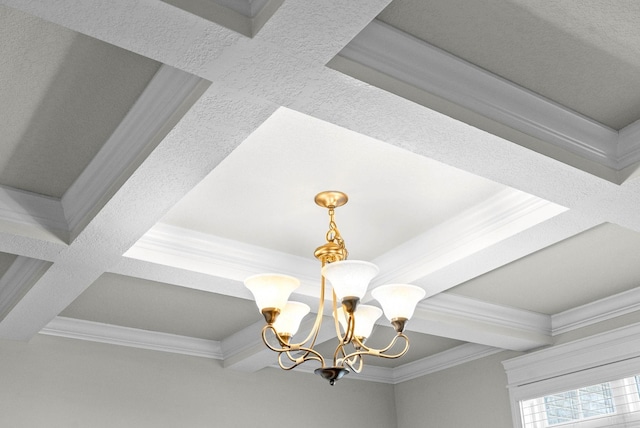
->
[314,367,349,385]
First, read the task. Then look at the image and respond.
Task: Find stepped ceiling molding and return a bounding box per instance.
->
[1,0,640,383]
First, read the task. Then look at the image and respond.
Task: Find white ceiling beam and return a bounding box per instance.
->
[411,209,605,296]
[61,65,209,240]
[0,82,277,340]
[0,185,68,244]
[334,19,625,173]
[372,188,565,286]
[413,293,551,351]
[0,256,50,321]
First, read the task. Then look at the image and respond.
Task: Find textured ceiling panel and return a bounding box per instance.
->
[61,273,262,341]
[0,252,17,278]
[447,223,640,314]
[0,5,160,197]
[378,0,640,129]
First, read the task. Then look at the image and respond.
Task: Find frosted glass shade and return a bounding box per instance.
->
[273,301,310,336]
[371,284,426,321]
[244,273,300,312]
[321,260,379,300]
[337,304,383,339]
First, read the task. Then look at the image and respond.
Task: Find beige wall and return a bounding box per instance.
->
[394,351,519,428]
[0,335,397,428]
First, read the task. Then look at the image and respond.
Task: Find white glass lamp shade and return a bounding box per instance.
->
[321,260,379,300]
[273,301,310,336]
[371,284,426,321]
[244,274,300,312]
[337,304,383,339]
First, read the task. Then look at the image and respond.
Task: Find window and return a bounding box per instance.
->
[502,322,640,428]
[520,376,640,428]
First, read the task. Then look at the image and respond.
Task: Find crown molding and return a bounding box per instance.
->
[125,223,319,296]
[0,256,50,322]
[393,343,502,384]
[61,65,209,240]
[617,119,640,168]
[40,316,224,360]
[0,185,68,239]
[338,20,619,169]
[423,293,551,337]
[552,286,640,335]
[503,321,640,389]
[373,188,566,285]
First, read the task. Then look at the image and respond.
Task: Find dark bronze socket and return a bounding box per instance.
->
[261,308,281,325]
[391,317,408,333]
[341,297,360,314]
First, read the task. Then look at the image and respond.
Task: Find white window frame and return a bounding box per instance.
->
[503,322,640,428]
[520,377,640,428]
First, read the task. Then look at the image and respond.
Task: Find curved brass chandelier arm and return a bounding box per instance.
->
[344,333,410,363]
[292,275,326,349]
[261,325,292,352]
[277,348,324,371]
[343,353,364,374]
[331,290,352,345]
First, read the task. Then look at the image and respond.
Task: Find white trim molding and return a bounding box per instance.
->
[338,20,618,168]
[0,256,50,321]
[124,223,319,297]
[41,316,224,360]
[0,185,67,240]
[338,19,640,174]
[373,188,566,286]
[61,65,209,240]
[423,293,551,338]
[617,119,640,168]
[393,343,502,384]
[552,286,640,335]
[504,321,640,392]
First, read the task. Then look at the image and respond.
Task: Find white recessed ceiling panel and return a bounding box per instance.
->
[160,107,506,260]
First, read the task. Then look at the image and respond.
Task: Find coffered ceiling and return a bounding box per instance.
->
[2,0,640,384]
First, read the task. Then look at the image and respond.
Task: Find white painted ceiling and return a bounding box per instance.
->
[2,0,640,384]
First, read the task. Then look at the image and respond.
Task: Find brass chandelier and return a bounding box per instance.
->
[244,191,426,384]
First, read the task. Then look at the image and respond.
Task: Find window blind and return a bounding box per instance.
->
[520,375,640,428]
